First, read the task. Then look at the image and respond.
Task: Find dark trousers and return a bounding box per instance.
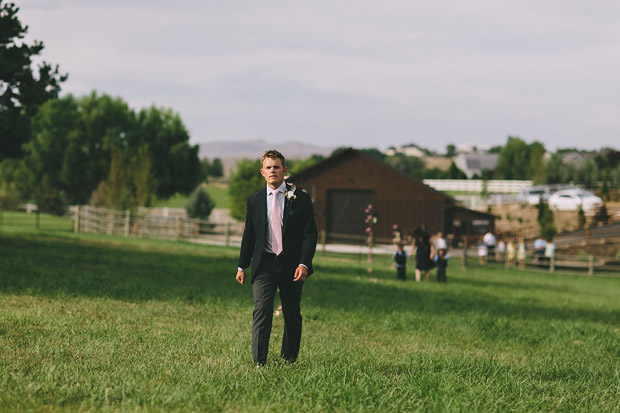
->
[436,261,447,282]
[487,245,495,261]
[252,253,303,364]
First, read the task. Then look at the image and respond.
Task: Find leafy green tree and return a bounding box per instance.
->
[0,1,67,160]
[385,153,425,179]
[20,93,133,205]
[360,148,387,161]
[288,154,324,175]
[536,198,556,239]
[445,161,467,179]
[228,159,263,221]
[132,106,200,198]
[209,158,223,178]
[200,157,224,182]
[185,186,215,220]
[17,92,199,206]
[527,142,546,184]
[495,137,531,180]
[445,144,456,158]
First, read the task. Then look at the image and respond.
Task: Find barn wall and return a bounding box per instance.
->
[293,151,448,242]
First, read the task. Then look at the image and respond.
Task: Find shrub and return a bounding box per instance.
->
[185,186,214,220]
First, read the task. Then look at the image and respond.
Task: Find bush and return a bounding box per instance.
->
[34,177,67,215]
[185,186,214,220]
[537,199,556,239]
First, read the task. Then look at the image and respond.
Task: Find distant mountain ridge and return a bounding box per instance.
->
[197,139,335,159]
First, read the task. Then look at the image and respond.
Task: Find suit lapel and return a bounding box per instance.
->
[257,187,267,243]
[282,183,291,234]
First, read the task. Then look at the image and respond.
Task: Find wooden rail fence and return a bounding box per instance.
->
[74,205,244,246]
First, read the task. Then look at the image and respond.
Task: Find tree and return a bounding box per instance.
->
[209,158,223,178]
[228,159,263,221]
[495,137,531,180]
[445,161,467,179]
[385,153,425,179]
[17,92,200,207]
[536,198,556,239]
[132,106,201,198]
[20,93,134,205]
[527,141,546,184]
[0,1,67,160]
[445,144,456,158]
[288,154,324,175]
[185,186,215,220]
[200,157,224,181]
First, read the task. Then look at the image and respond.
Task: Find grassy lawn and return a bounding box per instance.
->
[1,229,619,410]
[0,210,74,234]
[155,183,230,210]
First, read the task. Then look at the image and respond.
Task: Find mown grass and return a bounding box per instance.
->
[1,230,619,411]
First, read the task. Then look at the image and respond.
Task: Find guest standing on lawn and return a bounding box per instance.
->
[412,229,434,282]
[393,242,408,280]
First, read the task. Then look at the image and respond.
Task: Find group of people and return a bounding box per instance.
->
[477,231,555,268]
[393,228,449,282]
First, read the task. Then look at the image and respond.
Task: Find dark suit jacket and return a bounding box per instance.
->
[238,183,318,283]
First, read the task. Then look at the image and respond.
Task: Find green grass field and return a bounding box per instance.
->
[1,220,619,410]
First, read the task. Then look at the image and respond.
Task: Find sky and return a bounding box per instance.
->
[16,0,620,152]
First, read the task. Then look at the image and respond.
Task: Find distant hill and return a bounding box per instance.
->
[197,139,334,160]
[196,139,335,178]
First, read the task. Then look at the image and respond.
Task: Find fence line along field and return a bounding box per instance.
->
[1,227,619,411]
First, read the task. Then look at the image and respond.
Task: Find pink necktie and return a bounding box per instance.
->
[270,190,283,256]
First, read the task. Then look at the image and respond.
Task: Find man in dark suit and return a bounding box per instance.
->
[236,150,318,367]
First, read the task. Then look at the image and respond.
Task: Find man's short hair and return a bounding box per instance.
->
[261,149,286,168]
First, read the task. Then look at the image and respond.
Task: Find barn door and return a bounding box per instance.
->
[326,190,373,243]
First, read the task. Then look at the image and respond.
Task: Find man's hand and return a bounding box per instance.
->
[235,269,246,285]
[293,265,308,282]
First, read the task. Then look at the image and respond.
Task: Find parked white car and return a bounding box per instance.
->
[548,189,603,211]
[517,184,577,206]
[517,187,548,206]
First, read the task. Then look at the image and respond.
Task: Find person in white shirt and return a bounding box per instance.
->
[483,231,496,261]
[433,231,448,252]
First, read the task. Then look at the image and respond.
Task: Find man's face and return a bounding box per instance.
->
[260,157,287,188]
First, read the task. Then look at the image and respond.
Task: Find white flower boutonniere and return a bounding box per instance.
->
[285,184,297,201]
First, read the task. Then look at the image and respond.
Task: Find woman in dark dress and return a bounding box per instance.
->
[413,231,434,282]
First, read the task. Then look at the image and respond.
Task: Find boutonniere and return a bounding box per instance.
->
[285,183,297,201]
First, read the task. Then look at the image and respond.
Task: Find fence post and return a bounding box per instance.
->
[588,255,594,275]
[320,230,326,253]
[124,210,130,237]
[550,255,555,273]
[176,217,181,241]
[74,205,80,234]
[225,222,230,247]
[35,210,40,231]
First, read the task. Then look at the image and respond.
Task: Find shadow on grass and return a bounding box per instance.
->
[308,274,620,326]
[0,234,246,304]
[2,234,619,327]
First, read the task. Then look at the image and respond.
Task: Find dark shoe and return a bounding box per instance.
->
[255,361,265,369]
[283,357,297,365]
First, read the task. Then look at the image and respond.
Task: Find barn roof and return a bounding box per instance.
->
[289,147,455,203]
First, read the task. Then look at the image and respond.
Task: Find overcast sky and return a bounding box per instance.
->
[18,0,620,152]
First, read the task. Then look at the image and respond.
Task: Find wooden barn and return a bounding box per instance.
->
[288,148,494,245]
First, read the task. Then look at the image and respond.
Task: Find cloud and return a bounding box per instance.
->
[16,0,620,150]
